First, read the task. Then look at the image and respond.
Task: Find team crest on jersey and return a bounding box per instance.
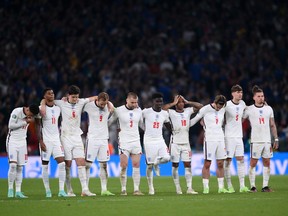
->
[208,153,211,158]
[236,107,239,112]
[180,113,184,119]
[87,154,91,159]
[129,113,133,118]
[259,110,263,115]
[10,154,13,159]
[253,152,257,157]
[12,114,17,119]
[51,109,54,114]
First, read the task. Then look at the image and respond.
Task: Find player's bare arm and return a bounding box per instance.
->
[270,117,279,150]
[162,95,180,110]
[181,95,203,111]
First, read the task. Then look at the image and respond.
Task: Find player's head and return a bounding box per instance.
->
[67,85,80,104]
[126,92,138,109]
[152,92,164,111]
[27,104,40,116]
[97,92,109,109]
[43,87,55,102]
[252,85,264,105]
[231,84,243,101]
[214,95,226,111]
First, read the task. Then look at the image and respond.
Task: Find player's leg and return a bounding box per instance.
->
[41,160,51,197]
[131,153,143,195]
[146,164,154,195]
[216,141,229,193]
[15,144,28,198]
[7,143,17,198]
[153,141,170,165]
[224,158,234,192]
[119,149,128,195]
[84,139,96,188]
[97,141,114,195]
[249,143,262,192]
[7,162,17,198]
[55,156,67,197]
[234,139,248,192]
[170,144,182,194]
[182,144,198,194]
[202,159,211,194]
[261,143,273,192]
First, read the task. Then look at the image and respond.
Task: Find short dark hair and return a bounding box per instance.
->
[152,92,163,100]
[68,85,80,95]
[98,92,109,101]
[252,85,263,95]
[214,95,227,106]
[231,84,242,93]
[43,87,53,97]
[127,92,138,99]
[29,104,40,115]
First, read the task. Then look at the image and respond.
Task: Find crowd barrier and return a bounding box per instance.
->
[0,152,287,178]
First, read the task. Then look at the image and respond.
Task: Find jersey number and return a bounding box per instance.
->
[216,117,219,124]
[52,117,56,124]
[99,115,103,122]
[181,120,187,126]
[129,120,133,127]
[153,122,160,128]
[235,114,239,121]
[72,111,76,118]
[259,117,265,124]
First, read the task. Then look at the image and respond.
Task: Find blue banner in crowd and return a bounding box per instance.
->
[0,152,287,178]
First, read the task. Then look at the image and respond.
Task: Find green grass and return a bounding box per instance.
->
[1,176,288,216]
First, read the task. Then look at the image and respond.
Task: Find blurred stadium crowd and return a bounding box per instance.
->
[0,0,287,154]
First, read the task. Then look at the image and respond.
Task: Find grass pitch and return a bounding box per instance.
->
[1,175,287,216]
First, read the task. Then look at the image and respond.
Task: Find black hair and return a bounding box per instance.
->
[68,85,80,95]
[29,104,40,115]
[42,87,53,97]
[152,92,163,100]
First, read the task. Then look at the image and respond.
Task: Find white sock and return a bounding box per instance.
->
[185,167,192,189]
[42,164,50,191]
[203,178,209,189]
[58,162,66,191]
[237,160,246,188]
[172,166,181,191]
[78,166,88,191]
[100,163,108,192]
[146,165,154,190]
[249,166,256,188]
[8,163,17,190]
[132,167,140,191]
[65,166,73,193]
[224,160,232,188]
[85,162,92,187]
[120,167,127,191]
[217,177,224,189]
[15,165,23,192]
[263,166,270,188]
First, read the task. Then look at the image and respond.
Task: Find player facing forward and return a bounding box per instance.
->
[243,85,279,192]
[39,88,67,197]
[112,92,144,195]
[83,92,115,196]
[142,92,171,195]
[7,104,40,198]
[190,95,229,194]
[53,85,97,197]
[224,85,249,193]
[163,95,202,195]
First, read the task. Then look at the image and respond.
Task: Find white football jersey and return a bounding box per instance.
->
[114,105,142,143]
[168,107,194,144]
[55,98,89,136]
[190,104,225,141]
[243,104,274,143]
[224,100,246,138]
[142,107,169,142]
[41,105,61,142]
[83,101,110,140]
[7,107,29,142]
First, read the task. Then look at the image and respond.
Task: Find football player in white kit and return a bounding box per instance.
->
[111,92,144,196]
[224,85,249,193]
[142,92,171,195]
[162,95,202,195]
[39,88,67,197]
[190,95,229,194]
[83,92,115,196]
[54,85,97,197]
[243,85,279,192]
[6,104,40,198]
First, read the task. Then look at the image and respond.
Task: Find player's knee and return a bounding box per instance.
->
[147,164,153,170]
[9,163,17,171]
[100,162,107,169]
[162,155,170,163]
[86,161,92,169]
[172,163,179,168]
[16,165,23,172]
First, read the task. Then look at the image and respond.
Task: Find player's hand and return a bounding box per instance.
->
[40,140,47,152]
[273,140,279,150]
